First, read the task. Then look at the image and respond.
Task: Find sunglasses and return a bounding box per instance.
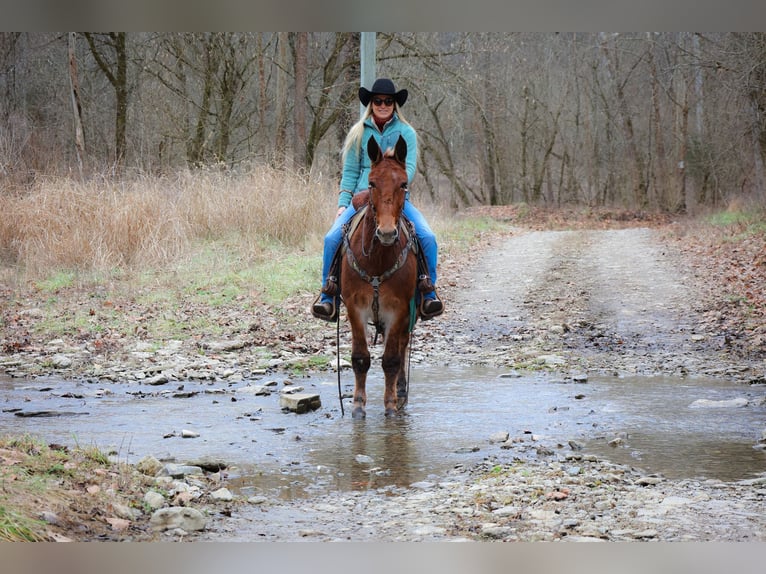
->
[372,97,395,106]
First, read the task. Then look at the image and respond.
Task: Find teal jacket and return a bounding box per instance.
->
[338,113,418,208]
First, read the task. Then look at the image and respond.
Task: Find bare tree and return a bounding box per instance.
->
[67,33,85,177]
[83,32,128,166]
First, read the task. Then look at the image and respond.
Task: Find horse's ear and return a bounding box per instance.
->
[394,135,408,165]
[367,136,383,164]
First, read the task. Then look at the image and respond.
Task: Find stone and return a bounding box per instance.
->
[238,385,271,396]
[149,507,206,532]
[280,392,321,413]
[210,488,234,501]
[136,455,164,477]
[489,431,510,443]
[144,374,169,386]
[200,339,247,352]
[51,354,73,369]
[144,491,166,509]
[161,463,204,478]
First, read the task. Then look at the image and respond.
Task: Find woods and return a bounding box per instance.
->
[1,32,765,212]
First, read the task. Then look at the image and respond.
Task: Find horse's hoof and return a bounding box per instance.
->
[385,408,398,417]
[352,407,366,419]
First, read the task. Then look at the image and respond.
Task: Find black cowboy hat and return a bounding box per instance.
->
[358,78,408,107]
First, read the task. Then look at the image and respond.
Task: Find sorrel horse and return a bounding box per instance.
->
[340,135,418,418]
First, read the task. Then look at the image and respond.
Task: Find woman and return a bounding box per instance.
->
[312,77,443,322]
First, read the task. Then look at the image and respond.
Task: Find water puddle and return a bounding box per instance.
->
[1,368,764,499]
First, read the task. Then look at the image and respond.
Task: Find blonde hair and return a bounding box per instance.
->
[341,102,414,163]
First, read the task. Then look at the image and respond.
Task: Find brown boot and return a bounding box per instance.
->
[420,297,444,320]
[311,297,338,322]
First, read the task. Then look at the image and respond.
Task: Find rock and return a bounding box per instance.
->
[106,517,131,532]
[39,511,61,525]
[492,505,521,518]
[112,503,139,520]
[572,373,588,383]
[149,507,206,532]
[144,374,169,386]
[210,488,234,501]
[144,491,166,509]
[636,476,663,486]
[136,455,164,476]
[186,458,228,472]
[238,385,271,396]
[489,431,510,444]
[480,524,515,539]
[200,339,247,352]
[689,398,749,409]
[537,354,566,366]
[51,354,73,369]
[181,429,200,438]
[161,463,204,478]
[280,392,321,413]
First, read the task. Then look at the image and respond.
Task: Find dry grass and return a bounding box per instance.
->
[0,167,335,279]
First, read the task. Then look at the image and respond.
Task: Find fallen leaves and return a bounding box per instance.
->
[546,488,571,501]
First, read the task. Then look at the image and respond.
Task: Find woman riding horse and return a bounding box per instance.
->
[311,77,443,322]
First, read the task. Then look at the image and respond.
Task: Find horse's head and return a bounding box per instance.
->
[367,135,408,247]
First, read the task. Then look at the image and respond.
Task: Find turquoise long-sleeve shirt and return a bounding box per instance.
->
[338,113,418,208]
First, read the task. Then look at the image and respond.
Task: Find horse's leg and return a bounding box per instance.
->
[382,317,409,416]
[348,312,370,419]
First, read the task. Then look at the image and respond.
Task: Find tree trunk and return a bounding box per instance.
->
[67,32,85,178]
[83,32,128,166]
[273,33,289,169]
[599,33,647,208]
[293,32,308,171]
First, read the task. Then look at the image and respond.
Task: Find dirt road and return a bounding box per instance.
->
[415,226,760,380]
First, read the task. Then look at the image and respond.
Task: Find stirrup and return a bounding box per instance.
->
[311,294,338,322]
[419,295,444,321]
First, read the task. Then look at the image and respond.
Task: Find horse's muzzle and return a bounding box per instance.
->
[375,226,399,246]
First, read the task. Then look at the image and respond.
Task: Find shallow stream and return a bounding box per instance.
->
[2,367,764,499]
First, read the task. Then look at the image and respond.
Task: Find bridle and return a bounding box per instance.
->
[342,188,414,332]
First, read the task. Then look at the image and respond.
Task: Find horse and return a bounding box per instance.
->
[340,135,419,418]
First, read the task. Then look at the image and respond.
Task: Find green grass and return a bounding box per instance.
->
[434,215,506,249]
[35,271,76,292]
[706,209,766,239]
[0,507,46,542]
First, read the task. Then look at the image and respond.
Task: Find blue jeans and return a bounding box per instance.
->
[320,200,438,302]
